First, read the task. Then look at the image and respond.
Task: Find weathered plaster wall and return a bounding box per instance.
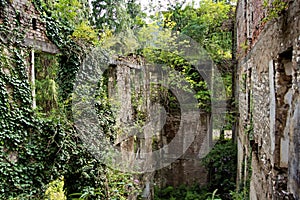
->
[236,0,300,199]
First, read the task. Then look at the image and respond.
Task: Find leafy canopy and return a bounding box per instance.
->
[163,0,233,63]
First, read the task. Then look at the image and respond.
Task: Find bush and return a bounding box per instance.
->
[44,177,66,200]
[154,184,215,200]
[202,139,237,199]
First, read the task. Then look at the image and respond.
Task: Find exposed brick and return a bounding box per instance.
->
[236,0,300,199]
[4,0,58,53]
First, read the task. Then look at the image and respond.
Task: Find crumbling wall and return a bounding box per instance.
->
[236,0,300,199]
[1,0,59,108]
[107,56,154,199]
[1,0,58,53]
[108,56,211,197]
[155,113,210,188]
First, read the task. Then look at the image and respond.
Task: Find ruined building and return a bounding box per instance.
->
[1,0,224,198]
[235,0,300,199]
[0,0,58,53]
[102,55,211,198]
[0,0,59,110]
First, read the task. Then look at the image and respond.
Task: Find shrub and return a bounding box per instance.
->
[202,139,237,199]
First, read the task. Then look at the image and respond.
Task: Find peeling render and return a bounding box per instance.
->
[236,0,300,199]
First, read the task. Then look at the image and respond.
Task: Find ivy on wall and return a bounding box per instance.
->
[0,0,136,198]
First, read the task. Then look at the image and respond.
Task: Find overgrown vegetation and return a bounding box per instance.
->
[44,177,66,200]
[154,139,237,200]
[0,0,139,198]
[163,0,234,64]
[154,185,221,200]
[35,53,59,113]
[262,0,288,23]
[202,139,237,199]
[161,0,235,125]
[0,0,237,199]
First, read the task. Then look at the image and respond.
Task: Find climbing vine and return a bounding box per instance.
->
[0,0,137,198]
[0,1,49,197]
[0,0,238,198]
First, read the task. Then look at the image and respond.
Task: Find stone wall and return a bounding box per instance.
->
[236,0,300,199]
[108,56,211,198]
[1,0,58,53]
[155,112,210,188]
[107,56,153,199]
[1,0,59,109]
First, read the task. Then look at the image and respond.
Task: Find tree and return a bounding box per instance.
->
[45,0,89,27]
[162,0,236,129]
[42,0,98,46]
[91,0,145,34]
[163,0,234,64]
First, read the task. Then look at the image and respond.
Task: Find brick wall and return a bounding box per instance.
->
[236,0,300,199]
[155,113,209,188]
[108,56,211,197]
[2,0,58,53]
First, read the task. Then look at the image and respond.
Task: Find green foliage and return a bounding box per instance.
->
[91,0,145,34]
[262,0,288,23]
[222,74,232,98]
[240,73,247,93]
[69,168,141,200]
[94,75,116,143]
[158,0,236,114]
[154,185,222,200]
[239,41,249,52]
[0,0,129,199]
[0,0,238,199]
[207,189,222,200]
[137,23,211,110]
[72,21,99,46]
[104,169,142,200]
[202,139,237,200]
[33,0,84,104]
[230,150,251,200]
[45,0,88,28]
[163,0,234,64]
[44,177,66,200]
[101,22,212,110]
[230,187,249,200]
[0,6,52,197]
[40,0,97,47]
[35,53,59,113]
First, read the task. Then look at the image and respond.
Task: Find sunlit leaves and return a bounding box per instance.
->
[47,0,85,27]
[72,21,99,46]
[163,0,234,63]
